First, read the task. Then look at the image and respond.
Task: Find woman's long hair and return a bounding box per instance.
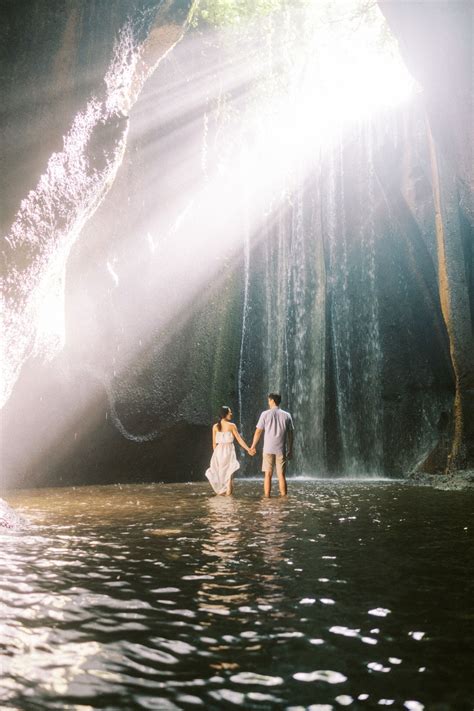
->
[216,405,231,431]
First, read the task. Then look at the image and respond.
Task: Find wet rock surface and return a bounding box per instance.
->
[406,470,474,491]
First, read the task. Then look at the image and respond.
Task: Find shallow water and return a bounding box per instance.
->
[1,481,473,710]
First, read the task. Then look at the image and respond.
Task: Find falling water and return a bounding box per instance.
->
[263,200,292,402]
[231,110,390,476]
[289,174,306,418]
[326,132,355,473]
[237,161,251,434]
[288,165,326,473]
[204,83,447,477]
[359,119,383,472]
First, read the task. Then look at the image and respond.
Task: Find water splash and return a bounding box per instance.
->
[0,498,27,530]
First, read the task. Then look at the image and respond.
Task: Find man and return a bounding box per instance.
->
[250,393,294,497]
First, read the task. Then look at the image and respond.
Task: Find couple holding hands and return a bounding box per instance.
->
[205,393,294,497]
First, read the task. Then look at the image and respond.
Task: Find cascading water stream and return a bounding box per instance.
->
[326,132,356,472]
[237,154,251,434]
[359,119,383,473]
[291,166,326,474]
[233,113,389,475]
[323,120,387,475]
[263,201,292,401]
[290,174,306,420]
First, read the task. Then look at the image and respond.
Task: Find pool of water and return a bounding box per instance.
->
[1,481,473,710]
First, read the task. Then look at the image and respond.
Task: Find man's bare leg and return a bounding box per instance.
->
[264,470,273,497]
[278,473,287,496]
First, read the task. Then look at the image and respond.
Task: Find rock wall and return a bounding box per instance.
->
[379,0,474,471]
[1,2,471,488]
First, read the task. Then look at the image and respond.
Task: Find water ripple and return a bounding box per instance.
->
[1,481,472,708]
[293,670,347,683]
[230,672,284,686]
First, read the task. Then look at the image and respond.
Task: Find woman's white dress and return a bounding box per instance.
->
[205,430,240,494]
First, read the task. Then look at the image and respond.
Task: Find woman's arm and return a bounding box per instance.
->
[231,424,250,453]
[212,425,217,451]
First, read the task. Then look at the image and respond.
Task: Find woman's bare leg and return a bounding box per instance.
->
[226,477,233,496]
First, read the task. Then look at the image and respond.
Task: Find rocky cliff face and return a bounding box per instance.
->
[1,1,471,488]
[379,0,474,471]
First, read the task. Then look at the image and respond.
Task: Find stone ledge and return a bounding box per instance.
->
[406,470,474,490]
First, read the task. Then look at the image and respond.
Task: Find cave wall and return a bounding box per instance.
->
[1,0,148,232]
[379,0,473,224]
[379,0,474,469]
[1,2,472,487]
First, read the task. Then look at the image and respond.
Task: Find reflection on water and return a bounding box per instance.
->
[200,497,247,616]
[1,481,473,709]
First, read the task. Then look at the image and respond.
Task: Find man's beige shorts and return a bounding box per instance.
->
[262,453,287,476]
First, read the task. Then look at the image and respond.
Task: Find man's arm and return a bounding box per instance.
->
[286,428,293,459]
[250,428,263,455]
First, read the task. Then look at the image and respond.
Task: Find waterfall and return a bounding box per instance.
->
[287,165,326,474]
[237,167,251,433]
[326,132,356,472]
[252,162,327,475]
[290,176,306,422]
[251,119,386,476]
[299,169,326,473]
[359,119,383,473]
[263,200,291,402]
[324,123,385,475]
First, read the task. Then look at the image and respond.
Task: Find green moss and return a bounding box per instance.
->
[194,0,308,27]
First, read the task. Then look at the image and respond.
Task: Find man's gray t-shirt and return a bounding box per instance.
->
[256,407,294,455]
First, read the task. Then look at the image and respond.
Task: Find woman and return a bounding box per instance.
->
[205,406,251,495]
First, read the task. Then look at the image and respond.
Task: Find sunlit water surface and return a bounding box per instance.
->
[1,481,473,710]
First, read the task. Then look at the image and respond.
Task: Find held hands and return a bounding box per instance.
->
[247,446,257,456]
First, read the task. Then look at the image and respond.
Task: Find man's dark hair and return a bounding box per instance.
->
[268,392,281,406]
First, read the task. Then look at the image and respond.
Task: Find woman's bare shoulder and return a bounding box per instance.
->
[220,422,236,431]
